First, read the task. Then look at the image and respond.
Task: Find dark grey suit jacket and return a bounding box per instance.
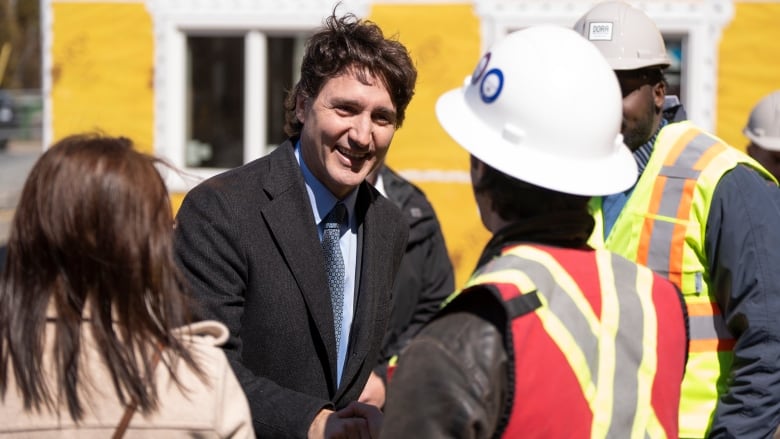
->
[174,140,408,438]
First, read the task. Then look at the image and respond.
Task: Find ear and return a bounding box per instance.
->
[470,155,487,182]
[295,94,307,124]
[469,154,480,172]
[652,80,667,111]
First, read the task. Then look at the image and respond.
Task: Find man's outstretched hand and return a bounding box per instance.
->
[308,402,383,439]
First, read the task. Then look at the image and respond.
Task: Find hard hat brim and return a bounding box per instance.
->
[744,128,780,151]
[436,87,638,197]
[610,59,670,71]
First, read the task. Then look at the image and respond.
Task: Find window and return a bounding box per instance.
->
[664,36,685,104]
[266,36,302,149]
[184,35,305,169]
[147,0,369,191]
[186,36,245,169]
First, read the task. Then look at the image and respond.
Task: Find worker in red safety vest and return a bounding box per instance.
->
[380,25,689,438]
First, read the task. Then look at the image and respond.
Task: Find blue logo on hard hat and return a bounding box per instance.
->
[471,53,491,85]
[480,68,503,104]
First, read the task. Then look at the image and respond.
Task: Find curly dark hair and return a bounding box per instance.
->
[283,10,417,137]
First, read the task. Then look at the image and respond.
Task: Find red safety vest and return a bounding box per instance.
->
[450,244,688,438]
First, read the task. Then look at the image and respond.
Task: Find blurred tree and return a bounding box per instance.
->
[0,0,40,89]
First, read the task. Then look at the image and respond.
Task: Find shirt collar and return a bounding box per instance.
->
[372,170,387,198]
[295,140,358,227]
[633,117,668,176]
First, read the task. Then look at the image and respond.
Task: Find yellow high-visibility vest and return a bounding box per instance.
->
[589,121,776,438]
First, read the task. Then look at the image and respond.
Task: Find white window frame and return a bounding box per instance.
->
[474,0,734,134]
[145,0,369,192]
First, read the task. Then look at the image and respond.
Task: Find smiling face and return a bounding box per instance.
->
[296,69,397,200]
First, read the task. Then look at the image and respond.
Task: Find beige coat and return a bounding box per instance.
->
[0,320,253,438]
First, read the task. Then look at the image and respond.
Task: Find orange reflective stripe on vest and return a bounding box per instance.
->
[635,130,733,352]
[687,301,735,353]
[591,121,777,437]
[638,130,725,285]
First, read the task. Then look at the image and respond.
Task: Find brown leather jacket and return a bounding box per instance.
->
[382,308,508,438]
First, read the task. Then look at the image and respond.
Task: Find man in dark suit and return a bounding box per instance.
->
[174,11,417,439]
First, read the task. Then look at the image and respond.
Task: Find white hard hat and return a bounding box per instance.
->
[573,1,670,71]
[436,25,636,196]
[744,90,780,151]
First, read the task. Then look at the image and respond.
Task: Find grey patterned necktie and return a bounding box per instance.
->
[322,203,347,349]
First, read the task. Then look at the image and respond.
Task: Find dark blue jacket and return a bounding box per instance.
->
[706,164,780,438]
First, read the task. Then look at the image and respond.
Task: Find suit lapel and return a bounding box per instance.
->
[259,144,339,381]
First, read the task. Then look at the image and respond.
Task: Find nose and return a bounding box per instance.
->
[349,114,372,149]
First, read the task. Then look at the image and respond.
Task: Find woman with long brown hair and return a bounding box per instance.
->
[0,134,252,437]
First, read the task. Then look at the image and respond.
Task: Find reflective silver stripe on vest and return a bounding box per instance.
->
[604,254,645,439]
[689,312,732,340]
[490,250,646,438]
[645,132,714,277]
[644,131,734,344]
[483,254,599,370]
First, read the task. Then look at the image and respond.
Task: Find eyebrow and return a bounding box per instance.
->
[374,107,397,123]
[331,97,397,120]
